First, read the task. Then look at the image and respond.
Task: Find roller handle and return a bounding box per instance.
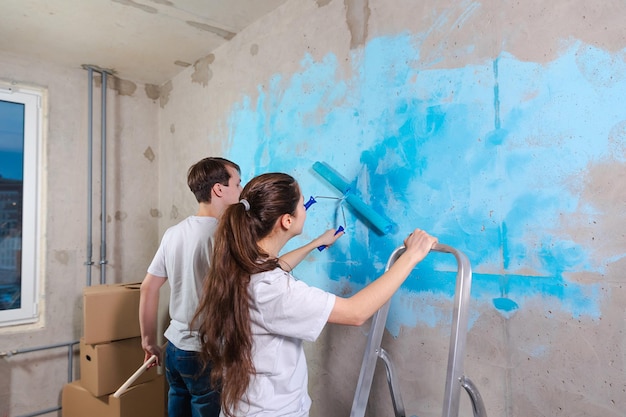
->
[304,196,317,210]
[112,354,157,398]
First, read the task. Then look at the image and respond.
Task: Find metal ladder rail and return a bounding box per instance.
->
[350,245,406,417]
[349,243,487,417]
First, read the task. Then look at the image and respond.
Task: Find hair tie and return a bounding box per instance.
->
[239,199,250,211]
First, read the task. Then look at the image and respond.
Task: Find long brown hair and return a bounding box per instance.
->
[193,172,300,416]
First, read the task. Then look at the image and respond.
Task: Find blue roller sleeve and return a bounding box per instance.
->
[344,194,395,235]
[312,161,396,235]
[312,161,351,194]
[317,225,345,251]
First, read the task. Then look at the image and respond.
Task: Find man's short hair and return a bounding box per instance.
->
[187,157,240,203]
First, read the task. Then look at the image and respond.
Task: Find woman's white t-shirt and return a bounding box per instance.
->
[225,267,336,417]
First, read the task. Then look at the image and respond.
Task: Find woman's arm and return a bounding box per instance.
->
[279,228,344,271]
[328,229,437,326]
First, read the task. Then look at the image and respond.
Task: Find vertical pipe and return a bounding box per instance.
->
[85,67,94,287]
[99,71,108,284]
[67,343,74,382]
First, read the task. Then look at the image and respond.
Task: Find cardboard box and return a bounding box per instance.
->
[62,376,165,417]
[83,282,141,344]
[80,337,157,396]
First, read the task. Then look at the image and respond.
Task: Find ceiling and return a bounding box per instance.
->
[0,0,289,85]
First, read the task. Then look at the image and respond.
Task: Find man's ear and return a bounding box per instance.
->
[212,183,223,198]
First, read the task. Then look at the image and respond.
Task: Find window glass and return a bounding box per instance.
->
[0,86,42,326]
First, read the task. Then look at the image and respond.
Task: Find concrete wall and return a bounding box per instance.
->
[157,1,626,416]
[0,52,161,416]
[1,0,625,416]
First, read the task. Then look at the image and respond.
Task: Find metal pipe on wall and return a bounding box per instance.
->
[85,67,94,287]
[82,65,111,286]
[99,71,108,285]
[0,340,80,417]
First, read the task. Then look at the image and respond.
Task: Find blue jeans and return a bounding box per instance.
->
[165,342,220,417]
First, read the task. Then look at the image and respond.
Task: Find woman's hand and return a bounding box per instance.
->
[313,227,345,248]
[403,229,438,264]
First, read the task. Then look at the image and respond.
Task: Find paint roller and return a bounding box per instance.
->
[312,161,396,235]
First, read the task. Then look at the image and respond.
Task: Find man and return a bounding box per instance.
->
[139,157,242,417]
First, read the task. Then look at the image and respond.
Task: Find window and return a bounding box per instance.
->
[0,83,43,326]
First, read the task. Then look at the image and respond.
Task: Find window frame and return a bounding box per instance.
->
[0,83,44,327]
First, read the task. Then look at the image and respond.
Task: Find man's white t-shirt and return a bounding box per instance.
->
[147,216,218,352]
[225,267,336,417]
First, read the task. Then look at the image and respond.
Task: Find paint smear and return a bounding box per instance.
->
[224,34,626,335]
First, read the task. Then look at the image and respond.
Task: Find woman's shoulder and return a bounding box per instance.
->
[251,267,290,284]
[249,267,293,303]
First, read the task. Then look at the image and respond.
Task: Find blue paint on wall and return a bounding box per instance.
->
[225,34,625,334]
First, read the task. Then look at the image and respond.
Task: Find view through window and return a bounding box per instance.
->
[0,99,24,312]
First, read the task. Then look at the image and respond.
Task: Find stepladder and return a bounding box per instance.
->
[350,243,488,417]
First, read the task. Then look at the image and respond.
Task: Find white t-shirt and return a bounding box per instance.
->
[225,268,336,417]
[147,216,218,352]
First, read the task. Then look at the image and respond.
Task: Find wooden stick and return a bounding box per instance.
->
[112,354,157,398]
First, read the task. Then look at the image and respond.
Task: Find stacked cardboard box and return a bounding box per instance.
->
[62,282,166,417]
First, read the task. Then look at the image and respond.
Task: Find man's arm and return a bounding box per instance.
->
[139,273,166,366]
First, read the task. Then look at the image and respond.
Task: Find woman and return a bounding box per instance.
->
[194,173,437,417]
